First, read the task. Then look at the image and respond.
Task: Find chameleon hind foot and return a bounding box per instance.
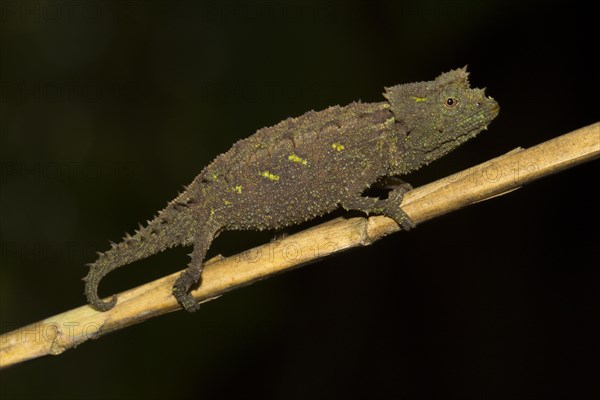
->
[173,267,202,312]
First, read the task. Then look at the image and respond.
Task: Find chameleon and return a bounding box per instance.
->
[84,67,499,312]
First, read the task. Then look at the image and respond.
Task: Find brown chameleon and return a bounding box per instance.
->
[84,67,499,312]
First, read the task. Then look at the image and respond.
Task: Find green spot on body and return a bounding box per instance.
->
[234,185,243,194]
[411,96,427,103]
[259,170,280,181]
[224,200,232,205]
[331,143,345,152]
[383,117,396,127]
[287,153,308,165]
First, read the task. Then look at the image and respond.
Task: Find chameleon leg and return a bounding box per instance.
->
[341,196,379,214]
[172,265,202,312]
[341,185,415,231]
[172,228,216,312]
[377,187,416,231]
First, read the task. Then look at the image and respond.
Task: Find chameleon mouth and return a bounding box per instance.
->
[457,98,497,133]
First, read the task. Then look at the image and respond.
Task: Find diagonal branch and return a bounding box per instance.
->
[1,122,598,369]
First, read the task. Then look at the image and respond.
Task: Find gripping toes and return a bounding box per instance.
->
[381,188,416,231]
[173,268,202,312]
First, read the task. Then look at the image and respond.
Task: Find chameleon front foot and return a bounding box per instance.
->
[390,208,416,231]
[173,268,202,312]
[381,188,416,231]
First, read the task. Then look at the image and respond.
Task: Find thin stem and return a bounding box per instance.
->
[1,122,598,369]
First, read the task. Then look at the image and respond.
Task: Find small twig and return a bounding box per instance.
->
[1,122,598,369]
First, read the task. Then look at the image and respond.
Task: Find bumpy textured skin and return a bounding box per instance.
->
[84,67,499,312]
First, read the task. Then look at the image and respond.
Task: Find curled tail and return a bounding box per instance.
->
[84,263,118,311]
[84,203,197,311]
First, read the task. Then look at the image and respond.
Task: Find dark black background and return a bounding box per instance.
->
[0,1,598,399]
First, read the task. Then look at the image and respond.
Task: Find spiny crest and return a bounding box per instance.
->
[382,66,470,103]
[434,66,469,88]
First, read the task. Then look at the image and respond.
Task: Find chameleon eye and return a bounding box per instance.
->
[445,97,458,107]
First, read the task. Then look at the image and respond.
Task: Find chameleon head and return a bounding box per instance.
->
[384,67,499,164]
